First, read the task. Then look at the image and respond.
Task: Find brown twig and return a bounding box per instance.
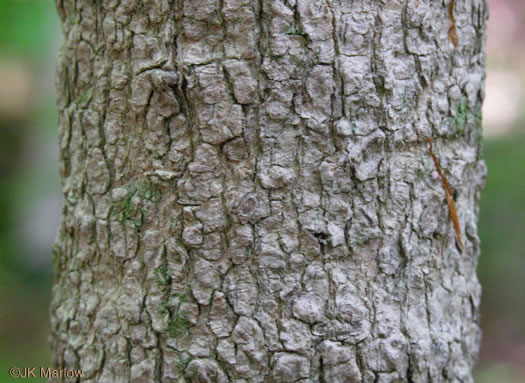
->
[448,0,459,49]
[427,138,464,251]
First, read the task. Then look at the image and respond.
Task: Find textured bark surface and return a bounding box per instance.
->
[50,0,488,382]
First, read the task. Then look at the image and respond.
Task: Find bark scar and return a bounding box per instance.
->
[448,0,459,49]
[427,138,464,251]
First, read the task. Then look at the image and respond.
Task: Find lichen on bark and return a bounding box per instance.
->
[51,0,488,382]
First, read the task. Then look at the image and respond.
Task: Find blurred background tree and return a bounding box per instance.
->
[0,0,523,382]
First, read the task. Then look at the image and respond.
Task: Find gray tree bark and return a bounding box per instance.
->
[50,0,488,382]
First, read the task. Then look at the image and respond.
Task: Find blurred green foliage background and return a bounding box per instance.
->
[0,1,523,382]
[0,1,60,381]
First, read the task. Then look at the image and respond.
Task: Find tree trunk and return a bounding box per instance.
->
[50,0,488,382]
